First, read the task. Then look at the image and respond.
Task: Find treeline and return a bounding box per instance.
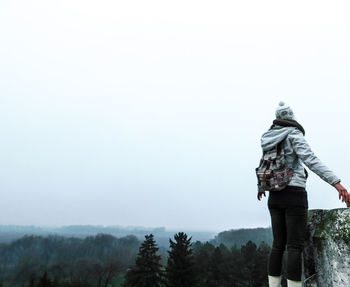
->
[123,232,270,287]
[0,225,216,246]
[0,225,272,250]
[0,233,144,287]
[211,227,273,248]
[0,232,271,287]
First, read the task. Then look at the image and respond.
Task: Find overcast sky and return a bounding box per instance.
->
[1,0,350,232]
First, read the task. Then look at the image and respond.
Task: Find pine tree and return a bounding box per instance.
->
[123,234,164,287]
[207,246,224,287]
[37,271,52,287]
[252,242,270,287]
[165,232,198,287]
[194,242,215,286]
[241,240,258,286]
[227,244,244,287]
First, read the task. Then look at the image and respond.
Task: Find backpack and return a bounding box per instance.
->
[255,138,294,192]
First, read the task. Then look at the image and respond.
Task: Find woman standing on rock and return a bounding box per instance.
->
[257,101,349,287]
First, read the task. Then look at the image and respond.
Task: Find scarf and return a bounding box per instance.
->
[269,119,305,136]
[270,119,308,179]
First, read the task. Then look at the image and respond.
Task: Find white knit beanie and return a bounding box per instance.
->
[275,101,296,120]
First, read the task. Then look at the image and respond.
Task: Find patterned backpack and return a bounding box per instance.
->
[255,138,294,192]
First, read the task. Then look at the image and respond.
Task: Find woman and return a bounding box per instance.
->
[257,101,349,287]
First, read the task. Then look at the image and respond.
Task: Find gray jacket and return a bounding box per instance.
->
[260,125,341,188]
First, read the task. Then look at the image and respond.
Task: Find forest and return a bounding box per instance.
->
[0,231,274,287]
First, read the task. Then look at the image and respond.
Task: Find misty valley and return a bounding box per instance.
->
[0,225,273,287]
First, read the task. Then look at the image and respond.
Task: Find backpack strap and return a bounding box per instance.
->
[276,137,287,157]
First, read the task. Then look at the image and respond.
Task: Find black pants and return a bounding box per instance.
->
[267,186,308,281]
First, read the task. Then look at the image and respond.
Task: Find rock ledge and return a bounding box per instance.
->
[304,208,350,287]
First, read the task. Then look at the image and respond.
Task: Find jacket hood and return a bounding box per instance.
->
[261,125,296,151]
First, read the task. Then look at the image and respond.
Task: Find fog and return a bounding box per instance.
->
[1,0,349,231]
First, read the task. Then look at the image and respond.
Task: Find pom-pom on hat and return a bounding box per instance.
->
[275,101,296,120]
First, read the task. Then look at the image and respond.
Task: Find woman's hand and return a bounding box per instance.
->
[334,183,350,205]
[257,191,266,201]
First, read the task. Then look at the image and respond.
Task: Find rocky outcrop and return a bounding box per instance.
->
[303,208,350,287]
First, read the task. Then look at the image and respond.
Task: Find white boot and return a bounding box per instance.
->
[268,275,282,287]
[287,279,302,287]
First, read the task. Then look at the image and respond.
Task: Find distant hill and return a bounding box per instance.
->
[0,225,216,248]
[0,225,272,249]
[210,227,273,248]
